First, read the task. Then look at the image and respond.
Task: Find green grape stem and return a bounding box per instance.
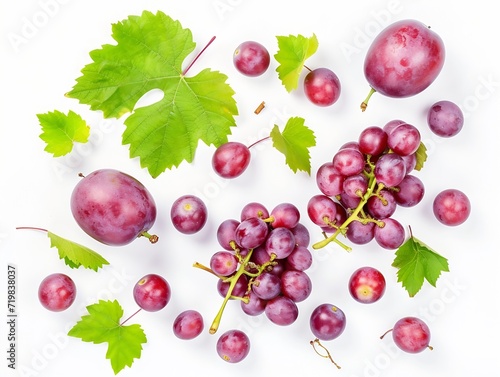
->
[312,165,383,251]
[360,87,377,112]
[208,249,255,334]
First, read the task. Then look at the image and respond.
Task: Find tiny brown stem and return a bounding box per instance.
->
[310,338,341,369]
[254,101,265,114]
[380,328,393,339]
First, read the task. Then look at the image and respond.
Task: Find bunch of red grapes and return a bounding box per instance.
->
[196,202,314,335]
[309,120,427,251]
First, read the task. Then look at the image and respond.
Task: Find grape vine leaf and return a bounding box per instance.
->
[68,300,147,375]
[392,228,449,297]
[270,116,316,174]
[414,142,428,171]
[37,110,90,157]
[66,10,238,178]
[47,231,109,271]
[274,34,318,92]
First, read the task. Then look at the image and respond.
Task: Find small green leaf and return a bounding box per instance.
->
[270,116,316,174]
[414,142,427,171]
[68,300,147,375]
[392,229,449,297]
[47,231,109,271]
[274,34,318,92]
[66,11,238,178]
[37,110,90,157]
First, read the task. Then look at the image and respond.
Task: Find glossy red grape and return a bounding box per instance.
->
[233,41,270,77]
[265,296,299,326]
[212,141,251,178]
[269,202,301,229]
[307,194,338,227]
[389,317,432,353]
[170,194,207,234]
[265,227,296,259]
[433,189,471,226]
[427,100,464,137]
[394,174,425,207]
[216,219,240,251]
[280,270,312,302]
[240,202,269,221]
[70,169,157,246]
[173,310,204,340]
[38,273,76,312]
[316,162,345,196]
[332,148,365,176]
[358,126,388,156]
[309,303,346,341]
[210,251,239,276]
[252,272,281,300]
[133,274,171,312]
[363,19,445,99]
[216,329,250,363]
[346,220,375,245]
[387,123,421,156]
[348,266,386,304]
[374,217,405,249]
[374,153,406,188]
[286,245,313,271]
[235,216,269,249]
[303,67,341,106]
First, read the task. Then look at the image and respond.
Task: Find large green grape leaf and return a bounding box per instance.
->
[68,300,147,375]
[66,10,238,178]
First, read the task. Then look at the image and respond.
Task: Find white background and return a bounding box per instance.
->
[1,0,499,376]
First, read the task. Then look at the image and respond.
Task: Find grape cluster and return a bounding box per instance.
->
[195,201,313,336]
[309,120,426,251]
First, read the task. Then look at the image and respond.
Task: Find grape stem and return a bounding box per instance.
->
[208,249,254,334]
[16,226,49,233]
[312,170,380,250]
[310,338,341,369]
[360,87,377,112]
[140,231,159,244]
[247,136,271,150]
[120,308,142,326]
[182,36,216,76]
[379,328,393,339]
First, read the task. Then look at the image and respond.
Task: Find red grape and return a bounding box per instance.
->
[212,141,251,178]
[172,310,204,340]
[374,217,405,249]
[387,317,432,353]
[233,41,270,77]
[348,266,386,304]
[216,329,250,363]
[309,303,346,341]
[362,19,445,103]
[70,169,157,246]
[387,123,421,156]
[265,295,299,326]
[133,274,171,312]
[303,67,341,106]
[433,188,471,226]
[170,194,207,234]
[427,100,464,137]
[38,273,76,312]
